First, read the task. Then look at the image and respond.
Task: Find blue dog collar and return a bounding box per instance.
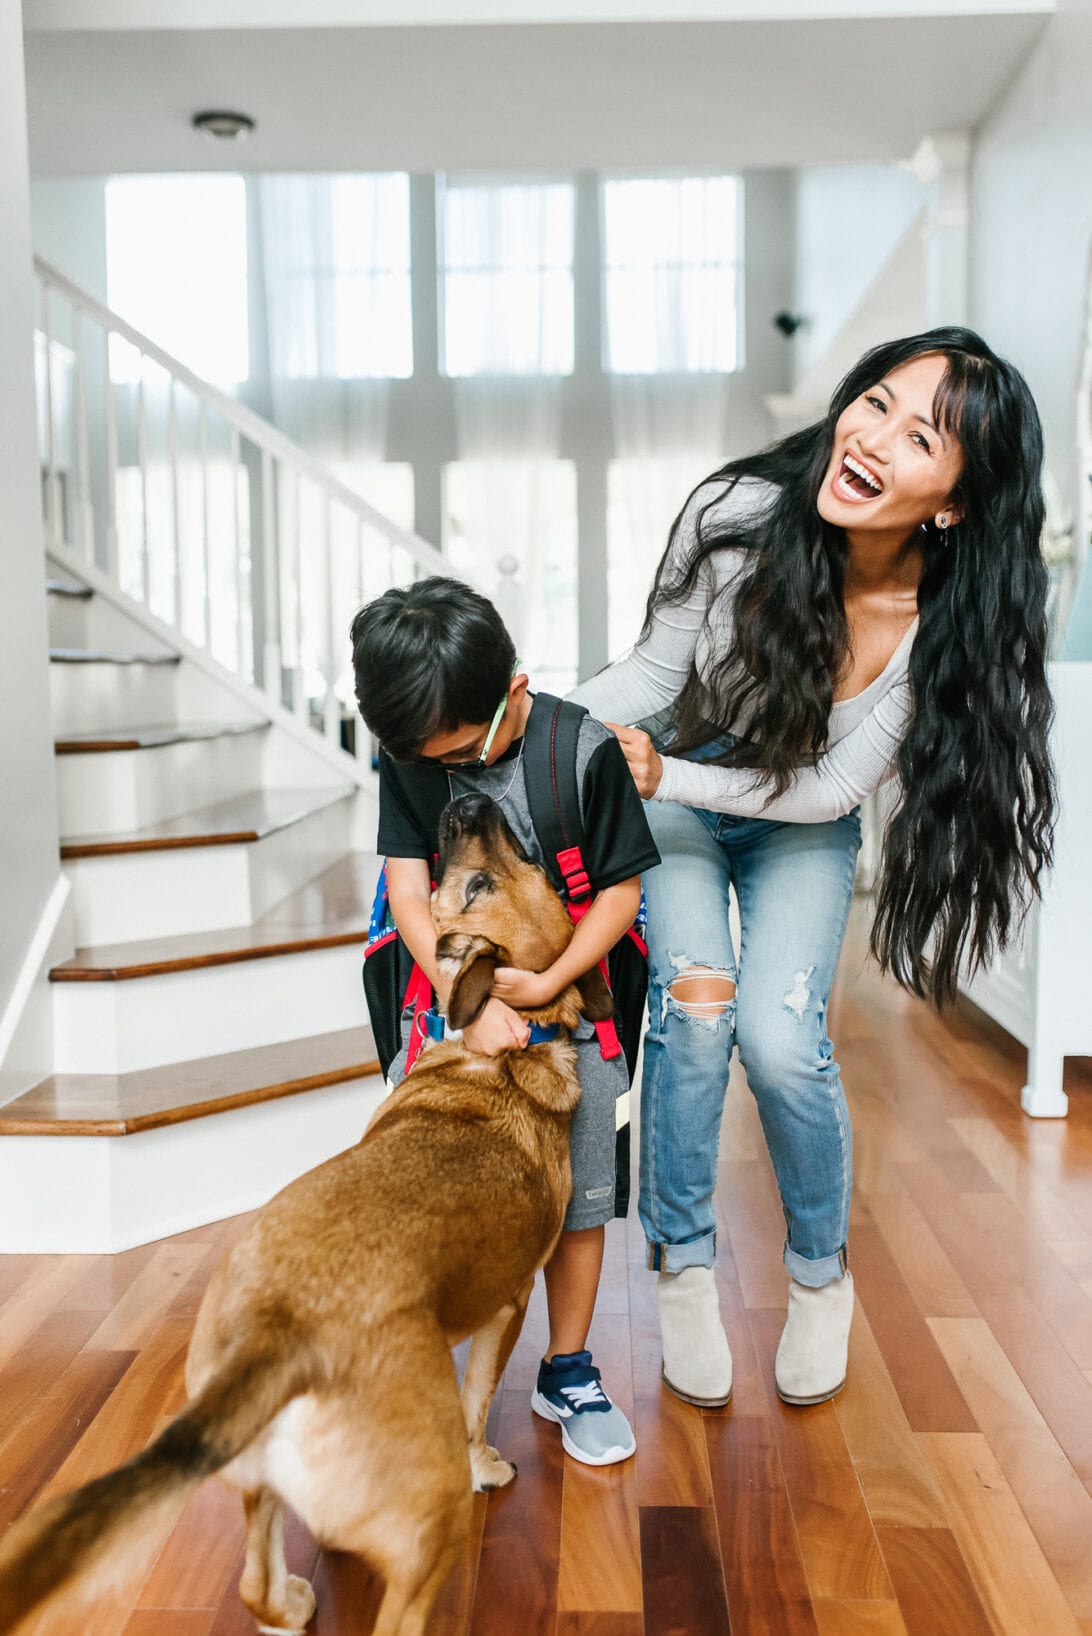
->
[420,1009,559,1045]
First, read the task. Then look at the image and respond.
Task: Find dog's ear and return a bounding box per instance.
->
[575,965,614,1021]
[438,932,502,1031]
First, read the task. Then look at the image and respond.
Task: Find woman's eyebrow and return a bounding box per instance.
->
[877,379,948,449]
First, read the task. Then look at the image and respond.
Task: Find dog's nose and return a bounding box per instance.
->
[449,793,494,829]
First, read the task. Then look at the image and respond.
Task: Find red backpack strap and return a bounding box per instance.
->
[555,841,622,1062]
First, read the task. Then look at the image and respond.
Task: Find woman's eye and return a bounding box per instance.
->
[865,394,886,411]
[910,432,932,453]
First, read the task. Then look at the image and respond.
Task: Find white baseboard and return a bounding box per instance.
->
[0,1074,385,1253]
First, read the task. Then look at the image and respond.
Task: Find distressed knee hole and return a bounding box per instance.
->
[664,956,736,1030]
[783,964,816,1022]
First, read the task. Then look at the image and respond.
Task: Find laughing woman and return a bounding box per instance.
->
[570,327,1055,1408]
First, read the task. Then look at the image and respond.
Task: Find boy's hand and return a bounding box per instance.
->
[491,967,558,1009]
[462,996,531,1056]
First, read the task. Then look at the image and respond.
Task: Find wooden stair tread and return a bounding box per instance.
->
[45,578,92,599]
[0,1026,381,1135]
[60,786,352,858]
[55,720,269,755]
[50,648,180,665]
[50,854,380,981]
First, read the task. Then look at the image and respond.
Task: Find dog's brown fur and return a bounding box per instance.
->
[0,795,612,1636]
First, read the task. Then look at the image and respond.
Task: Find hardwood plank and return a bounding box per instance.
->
[928,1315,1092,1620]
[56,1244,158,1312]
[639,1505,730,1636]
[137,1478,247,1612]
[0,1309,110,1447]
[864,1195,978,1320]
[628,1258,716,1509]
[748,1311,893,1602]
[469,1387,563,1636]
[948,1115,1092,1247]
[307,1546,384,1636]
[428,1491,488,1636]
[813,1602,908,1636]
[0,1349,134,1528]
[1,1029,380,1136]
[848,1224,976,1432]
[970,1282,1092,1483]
[705,1414,819,1636]
[833,1306,947,1527]
[122,1612,215,1636]
[84,1243,212,1350]
[874,1526,994,1636]
[557,1616,645,1636]
[712,1235,772,1420]
[715,1157,789,1311]
[559,1460,642,1614]
[0,1257,100,1369]
[920,1432,1085,1636]
[60,787,348,858]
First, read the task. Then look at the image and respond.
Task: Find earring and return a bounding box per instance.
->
[935,512,952,544]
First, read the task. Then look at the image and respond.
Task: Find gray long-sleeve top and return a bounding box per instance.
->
[568,475,914,823]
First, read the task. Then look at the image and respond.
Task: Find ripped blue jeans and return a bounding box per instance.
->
[640,797,861,1287]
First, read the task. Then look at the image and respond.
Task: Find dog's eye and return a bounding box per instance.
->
[464,872,491,906]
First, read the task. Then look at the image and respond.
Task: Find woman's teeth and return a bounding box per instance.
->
[836,453,883,502]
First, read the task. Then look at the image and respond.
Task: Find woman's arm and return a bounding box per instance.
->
[612,680,912,823]
[569,476,768,724]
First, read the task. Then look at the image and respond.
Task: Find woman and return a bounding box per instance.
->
[569,327,1055,1409]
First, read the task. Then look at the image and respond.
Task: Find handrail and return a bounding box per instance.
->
[32,253,448,763]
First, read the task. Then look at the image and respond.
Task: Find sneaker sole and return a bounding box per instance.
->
[660,1366,732,1410]
[530,1391,636,1466]
[775,1377,846,1406]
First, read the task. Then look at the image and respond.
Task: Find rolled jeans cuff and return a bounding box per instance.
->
[784,1242,848,1288]
[646,1231,716,1273]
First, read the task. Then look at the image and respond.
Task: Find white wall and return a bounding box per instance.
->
[790,163,927,387]
[0,0,65,1103]
[970,0,1092,500]
[30,175,108,298]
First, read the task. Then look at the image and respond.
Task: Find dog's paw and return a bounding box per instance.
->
[257,1574,316,1633]
[470,1447,518,1491]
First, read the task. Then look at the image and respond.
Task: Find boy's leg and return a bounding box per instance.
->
[531,1029,635,1466]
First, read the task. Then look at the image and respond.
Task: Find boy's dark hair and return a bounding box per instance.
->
[349,576,517,761]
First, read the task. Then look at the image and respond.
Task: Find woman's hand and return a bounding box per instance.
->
[605,723,664,798]
[491,967,557,1009]
[461,997,531,1056]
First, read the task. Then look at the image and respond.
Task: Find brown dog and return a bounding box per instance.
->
[0,792,613,1636]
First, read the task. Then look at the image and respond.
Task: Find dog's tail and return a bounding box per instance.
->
[0,1334,318,1635]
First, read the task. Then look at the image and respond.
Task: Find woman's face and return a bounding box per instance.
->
[817,352,966,539]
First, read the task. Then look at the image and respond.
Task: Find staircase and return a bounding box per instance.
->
[0,262,449,1253]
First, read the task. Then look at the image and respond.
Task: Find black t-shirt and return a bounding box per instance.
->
[377,701,660,891]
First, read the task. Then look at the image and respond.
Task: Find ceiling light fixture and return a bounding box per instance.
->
[192,111,255,142]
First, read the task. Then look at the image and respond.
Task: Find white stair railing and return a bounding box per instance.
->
[32,254,446,759]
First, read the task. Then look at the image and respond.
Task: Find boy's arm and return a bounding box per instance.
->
[490,874,641,1009]
[386,857,530,1054]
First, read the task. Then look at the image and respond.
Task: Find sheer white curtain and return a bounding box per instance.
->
[604,176,740,658]
[441,177,576,689]
[258,174,412,478]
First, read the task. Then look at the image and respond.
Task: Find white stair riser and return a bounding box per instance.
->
[50,659,180,735]
[0,1076,386,1254]
[64,796,352,944]
[46,591,158,655]
[53,940,368,1074]
[56,732,267,836]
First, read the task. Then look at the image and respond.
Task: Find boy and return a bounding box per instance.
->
[350,576,660,1466]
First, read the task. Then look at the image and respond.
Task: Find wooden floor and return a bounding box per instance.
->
[3,904,1092,1636]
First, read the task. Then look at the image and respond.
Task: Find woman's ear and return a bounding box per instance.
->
[575,966,614,1021]
[437,932,502,1030]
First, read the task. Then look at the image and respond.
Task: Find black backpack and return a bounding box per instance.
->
[362,694,649,1217]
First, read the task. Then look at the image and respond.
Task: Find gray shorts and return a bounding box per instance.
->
[388,1013,627,1233]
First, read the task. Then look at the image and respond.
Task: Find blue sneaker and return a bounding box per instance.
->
[531,1351,636,1466]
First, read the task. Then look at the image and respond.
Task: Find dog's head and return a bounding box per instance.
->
[431,793,613,1034]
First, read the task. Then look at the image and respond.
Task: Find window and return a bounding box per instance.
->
[260,173,412,379]
[603,175,743,373]
[106,175,249,384]
[439,177,575,376]
[442,460,578,694]
[607,457,718,659]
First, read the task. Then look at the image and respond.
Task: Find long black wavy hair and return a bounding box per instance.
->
[646,326,1055,1006]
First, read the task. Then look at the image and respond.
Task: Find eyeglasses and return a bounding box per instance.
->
[407,658,523,770]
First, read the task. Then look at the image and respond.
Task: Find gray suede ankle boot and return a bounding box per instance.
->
[774,1271,854,1405]
[656,1265,733,1408]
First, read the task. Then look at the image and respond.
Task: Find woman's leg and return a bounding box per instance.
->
[640,800,738,1407]
[640,800,738,1272]
[730,809,861,1404]
[730,809,861,1288]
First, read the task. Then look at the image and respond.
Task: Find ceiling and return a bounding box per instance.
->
[23,9,1053,176]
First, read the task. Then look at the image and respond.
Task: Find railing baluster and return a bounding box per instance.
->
[353,512,368,762]
[168,377,182,630]
[261,450,281,706]
[137,356,150,606]
[231,426,245,678]
[323,496,338,745]
[41,284,61,544]
[72,309,93,563]
[103,325,119,583]
[199,403,213,651]
[292,470,305,719]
